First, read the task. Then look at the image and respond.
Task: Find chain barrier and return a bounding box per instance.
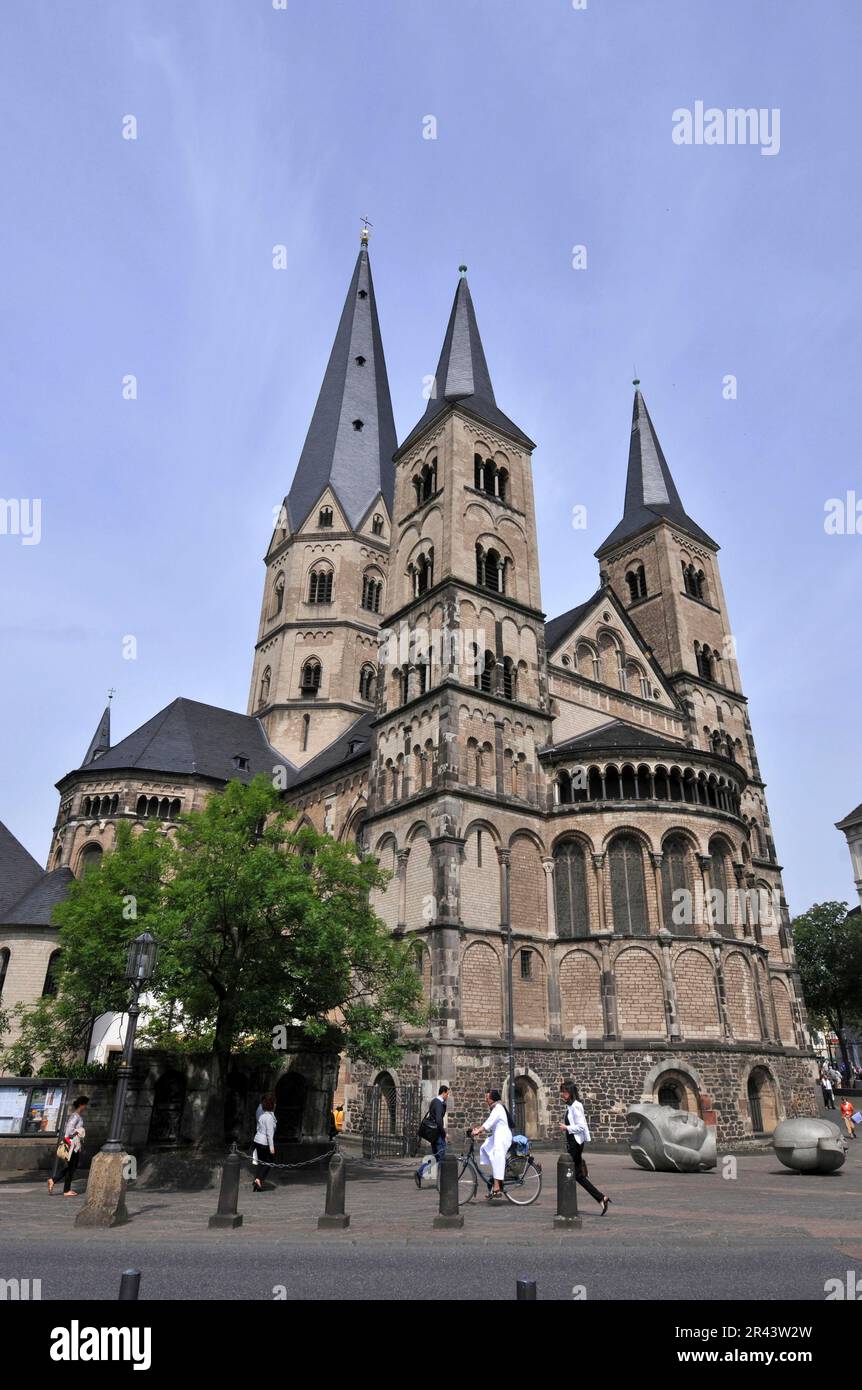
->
[229,1140,336,1171]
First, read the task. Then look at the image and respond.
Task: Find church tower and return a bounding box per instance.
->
[364,268,552,1054]
[596,386,793,965]
[248,234,397,765]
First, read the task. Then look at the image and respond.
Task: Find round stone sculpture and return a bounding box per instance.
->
[772,1117,846,1174]
[627,1102,717,1172]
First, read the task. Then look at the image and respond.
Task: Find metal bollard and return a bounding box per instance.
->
[433,1153,464,1229]
[118,1269,141,1301]
[553,1151,582,1229]
[516,1278,537,1300]
[208,1149,244,1229]
[318,1151,350,1229]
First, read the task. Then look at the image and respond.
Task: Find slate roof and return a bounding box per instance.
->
[398,273,534,455]
[596,389,717,555]
[2,868,75,926]
[541,718,689,760]
[82,704,111,765]
[544,590,603,655]
[59,698,289,785]
[0,821,44,919]
[284,242,397,532]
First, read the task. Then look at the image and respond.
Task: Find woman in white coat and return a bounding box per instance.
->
[472,1089,512,1200]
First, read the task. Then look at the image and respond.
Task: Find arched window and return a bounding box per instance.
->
[259,665,271,707]
[361,571,383,613]
[625,565,647,601]
[301,712,310,751]
[554,842,590,939]
[609,835,648,936]
[78,844,103,878]
[300,658,322,696]
[502,656,516,700]
[473,454,485,489]
[695,643,714,680]
[497,468,508,502]
[0,948,10,999]
[661,836,690,935]
[271,573,285,617]
[42,950,62,997]
[480,651,495,694]
[318,506,333,528]
[372,513,384,535]
[359,664,376,701]
[709,839,734,938]
[415,550,433,595]
[308,566,333,604]
[414,459,437,505]
[476,545,505,593]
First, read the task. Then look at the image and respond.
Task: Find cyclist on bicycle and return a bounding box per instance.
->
[471,1088,512,1201]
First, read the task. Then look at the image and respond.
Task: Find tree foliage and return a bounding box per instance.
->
[792,900,862,1068]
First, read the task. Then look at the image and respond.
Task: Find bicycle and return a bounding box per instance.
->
[435,1128,543,1205]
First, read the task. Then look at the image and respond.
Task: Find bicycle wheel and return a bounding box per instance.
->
[504,1157,542,1206]
[434,1156,478,1204]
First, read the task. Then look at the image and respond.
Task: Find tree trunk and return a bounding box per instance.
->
[196,1004,236,1151]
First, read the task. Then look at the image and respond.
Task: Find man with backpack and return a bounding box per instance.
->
[415,1084,449,1187]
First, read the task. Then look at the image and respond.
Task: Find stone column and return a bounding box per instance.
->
[658,930,681,1040]
[696,854,712,936]
[598,932,618,1040]
[710,937,733,1041]
[396,848,410,930]
[428,803,465,1038]
[494,718,505,796]
[650,851,666,932]
[542,857,557,938]
[592,853,607,933]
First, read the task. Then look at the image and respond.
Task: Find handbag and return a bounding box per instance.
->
[56,1139,70,1161]
[417,1113,438,1143]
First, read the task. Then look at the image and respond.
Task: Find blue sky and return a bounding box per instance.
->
[1,0,859,912]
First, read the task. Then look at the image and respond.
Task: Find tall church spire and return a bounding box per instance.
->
[596,387,716,555]
[82,703,111,765]
[399,269,533,454]
[283,240,397,532]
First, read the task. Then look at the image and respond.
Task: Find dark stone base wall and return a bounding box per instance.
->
[345,1043,820,1149]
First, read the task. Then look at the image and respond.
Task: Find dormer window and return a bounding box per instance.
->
[352,419,364,431]
[372,514,384,536]
[319,506,333,528]
[355,355,366,366]
[358,289,368,299]
[233,755,249,771]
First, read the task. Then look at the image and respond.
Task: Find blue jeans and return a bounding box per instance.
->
[418,1133,446,1176]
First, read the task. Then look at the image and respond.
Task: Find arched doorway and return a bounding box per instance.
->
[747,1066,779,1134]
[652,1069,701,1115]
[147,1070,187,1145]
[372,1071,397,1136]
[275,1072,307,1142]
[514,1076,539,1138]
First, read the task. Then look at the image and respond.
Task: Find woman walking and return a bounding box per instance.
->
[559,1081,612,1215]
[252,1092,277,1192]
[472,1089,512,1201]
[47,1095,89,1197]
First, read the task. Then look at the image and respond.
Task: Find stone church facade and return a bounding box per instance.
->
[3,234,816,1145]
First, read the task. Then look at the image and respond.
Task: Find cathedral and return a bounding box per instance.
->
[1,233,818,1145]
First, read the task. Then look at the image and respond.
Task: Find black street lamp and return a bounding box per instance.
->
[100,932,158,1155]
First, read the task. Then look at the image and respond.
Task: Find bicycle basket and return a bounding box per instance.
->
[511,1133,530,1156]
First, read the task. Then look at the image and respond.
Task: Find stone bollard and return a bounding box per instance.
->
[553,1152,582,1230]
[516,1278,537,1300]
[208,1150,243,1229]
[318,1151,350,1230]
[433,1154,464,1229]
[118,1269,141,1301]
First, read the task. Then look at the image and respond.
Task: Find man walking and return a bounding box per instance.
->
[821,1069,837,1109]
[415,1084,449,1187]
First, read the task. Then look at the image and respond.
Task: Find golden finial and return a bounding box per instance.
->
[360,216,372,245]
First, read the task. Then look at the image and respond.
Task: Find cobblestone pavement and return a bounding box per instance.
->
[1,1141,859,1250]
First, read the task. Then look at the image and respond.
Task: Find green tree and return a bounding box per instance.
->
[792,900,862,1075]
[3,778,425,1145]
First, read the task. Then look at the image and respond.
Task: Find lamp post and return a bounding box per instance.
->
[76,931,157,1228]
[101,931,158,1154]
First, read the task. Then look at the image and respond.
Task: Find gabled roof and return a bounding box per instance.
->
[398,272,534,456]
[285,711,374,792]
[1,868,74,927]
[541,718,689,760]
[0,821,44,919]
[596,388,717,555]
[836,802,862,831]
[59,698,289,785]
[82,704,111,765]
[544,589,604,655]
[284,241,397,532]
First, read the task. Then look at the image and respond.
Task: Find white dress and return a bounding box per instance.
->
[479,1102,512,1181]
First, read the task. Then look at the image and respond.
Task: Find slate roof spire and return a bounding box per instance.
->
[283,238,397,531]
[398,268,534,455]
[596,386,717,554]
[82,703,111,765]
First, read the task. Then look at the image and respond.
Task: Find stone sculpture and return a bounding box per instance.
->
[627,1102,717,1172]
[772,1117,846,1174]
